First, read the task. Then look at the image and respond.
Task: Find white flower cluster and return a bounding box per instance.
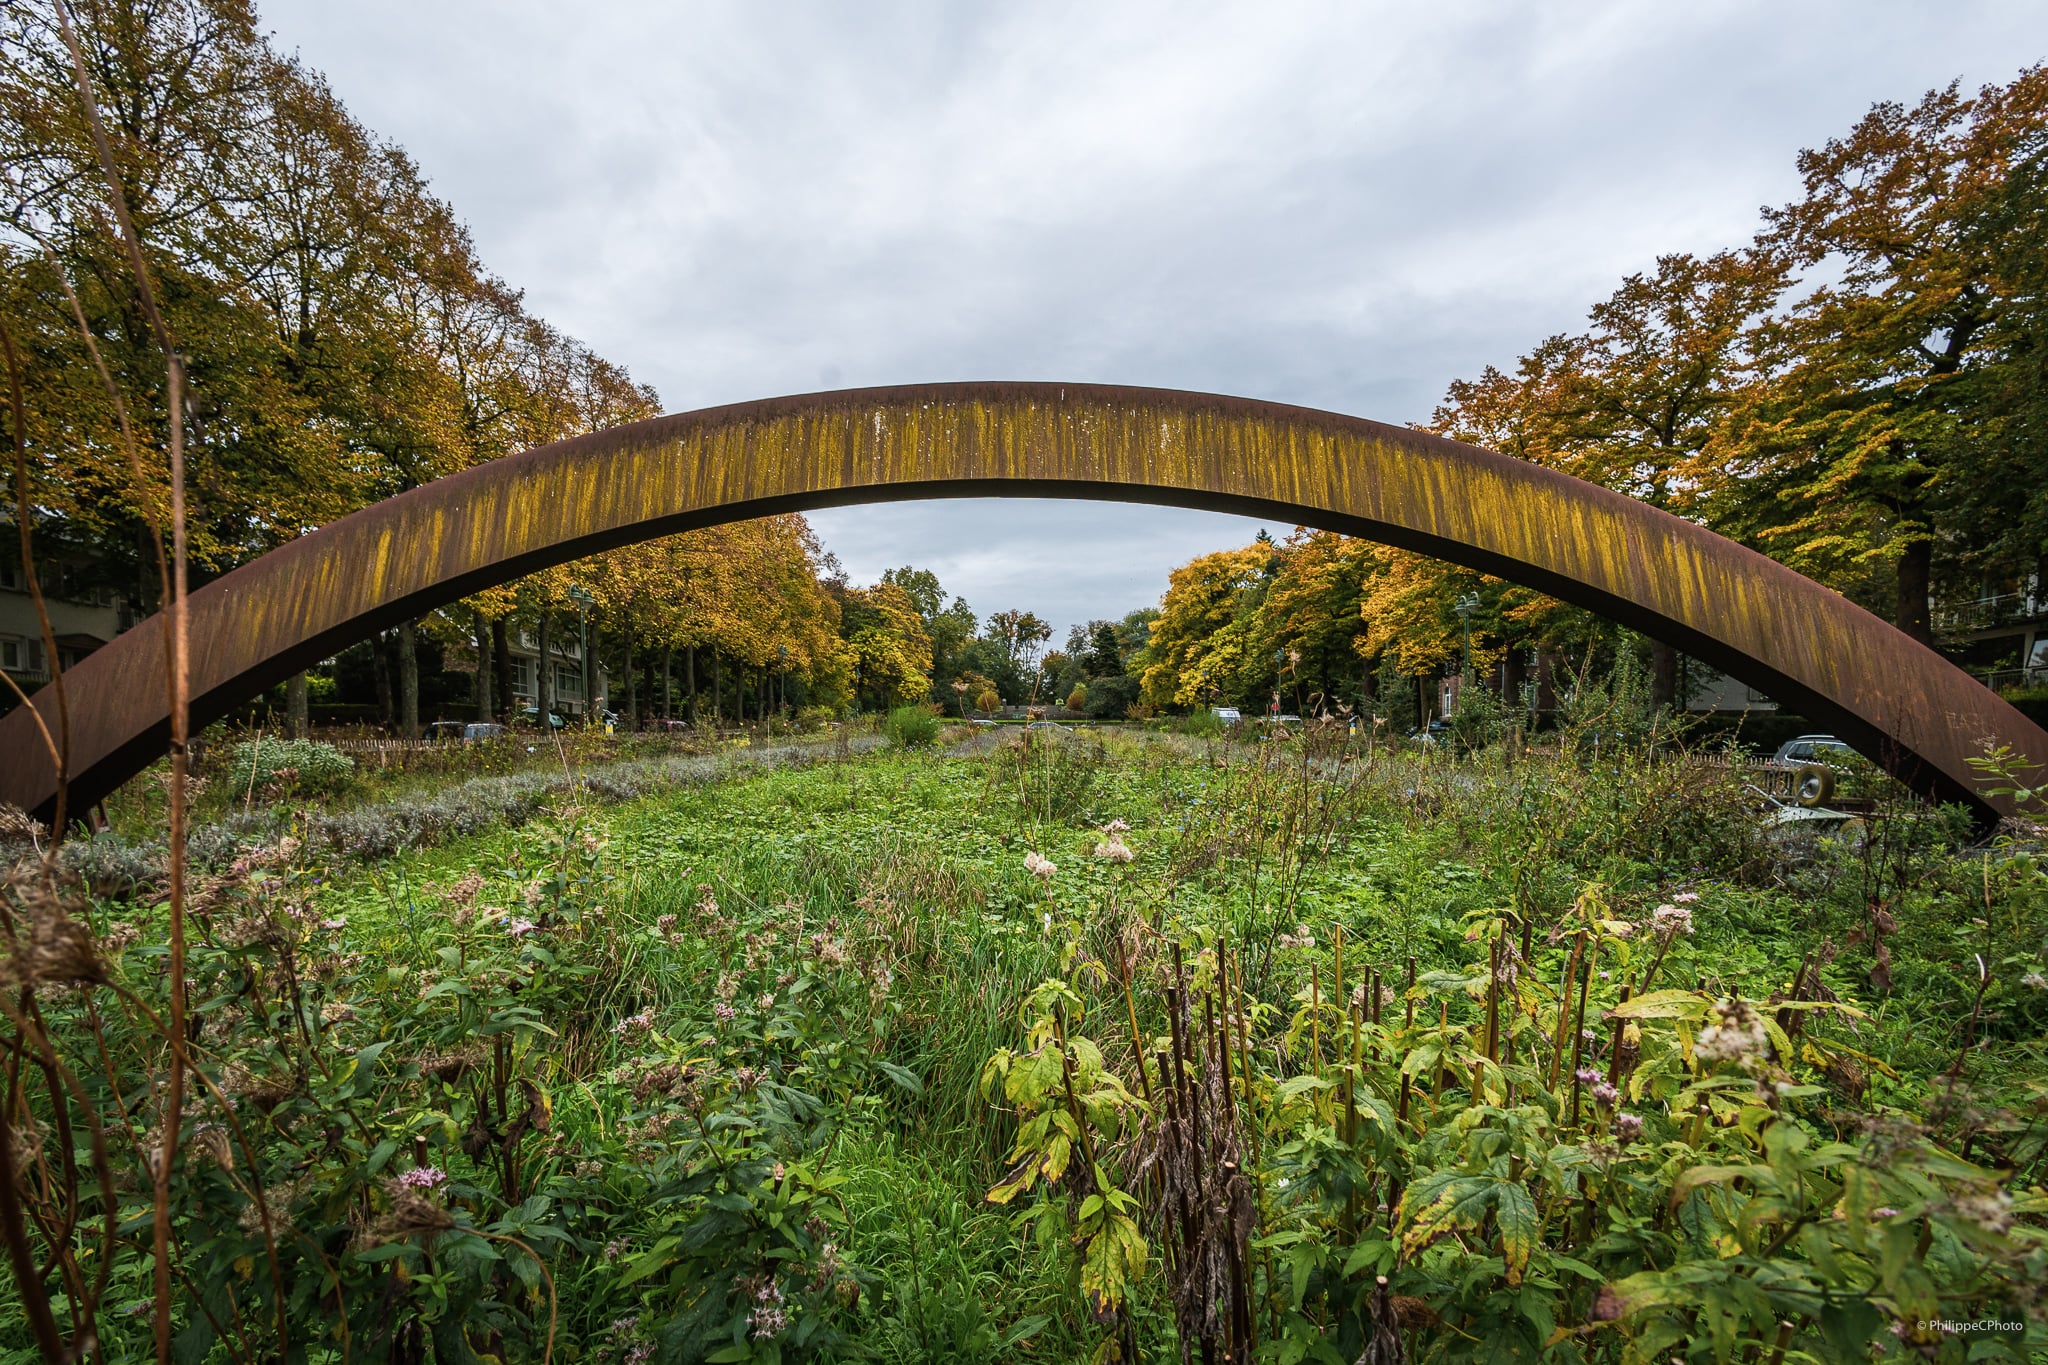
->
[1276,925,1317,951]
[1024,851,1057,881]
[1695,996,1768,1064]
[1650,902,1695,939]
[1093,835,1136,864]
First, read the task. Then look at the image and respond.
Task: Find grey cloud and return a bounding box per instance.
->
[263,0,2042,640]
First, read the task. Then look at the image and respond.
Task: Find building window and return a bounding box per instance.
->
[555,665,584,701]
[1,636,44,674]
[507,656,535,698]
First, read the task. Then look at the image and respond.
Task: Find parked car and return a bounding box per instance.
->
[1211,707,1243,725]
[1409,719,1449,746]
[1765,734,1864,807]
[463,722,508,744]
[517,707,566,730]
[1025,720,1074,733]
[424,721,467,743]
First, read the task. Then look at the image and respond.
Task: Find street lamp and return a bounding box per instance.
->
[568,585,595,723]
[1454,592,1482,682]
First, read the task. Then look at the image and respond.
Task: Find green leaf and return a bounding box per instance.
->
[998,1314,1052,1348]
[1606,989,1711,1021]
[1495,1179,1539,1284]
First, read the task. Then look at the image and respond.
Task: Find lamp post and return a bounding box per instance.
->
[777,644,789,718]
[568,585,595,724]
[1454,592,1481,684]
[1272,647,1286,717]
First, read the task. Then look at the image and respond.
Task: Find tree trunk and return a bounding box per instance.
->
[398,621,420,739]
[624,632,638,731]
[1650,640,1678,712]
[537,614,554,725]
[371,631,394,729]
[687,646,698,724]
[493,617,513,723]
[474,612,493,722]
[1896,538,1933,644]
[1502,647,1526,711]
[286,671,309,739]
[710,651,721,726]
[1535,649,1558,714]
[663,646,673,720]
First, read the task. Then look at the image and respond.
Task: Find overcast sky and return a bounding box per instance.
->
[262,1,2040,640]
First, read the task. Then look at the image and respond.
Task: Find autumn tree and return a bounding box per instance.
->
[1706,67,2048,641]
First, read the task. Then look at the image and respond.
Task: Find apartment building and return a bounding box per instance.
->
[0,558,129,692]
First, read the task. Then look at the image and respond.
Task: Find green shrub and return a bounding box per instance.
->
[796,704,836,733]
[1173,707,1226,737]
[1084,674,1140,719]
[885,703,941,748]
[224,736,355,796]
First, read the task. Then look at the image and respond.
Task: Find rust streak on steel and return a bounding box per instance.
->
[2,381,2043,823]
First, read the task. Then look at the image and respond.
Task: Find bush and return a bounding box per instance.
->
[1084,675,1140,720]
[224,737,355,796]
[1174,708,1227,737]
[1066,683,1087,711]
[885,703,941,748]
[796,704,836,733]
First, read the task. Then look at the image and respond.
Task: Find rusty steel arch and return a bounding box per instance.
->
[3,381,2044,824]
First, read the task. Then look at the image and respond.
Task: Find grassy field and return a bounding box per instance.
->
[5,724,2046,1362]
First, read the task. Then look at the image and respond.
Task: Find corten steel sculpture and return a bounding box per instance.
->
[3,382,2044,824]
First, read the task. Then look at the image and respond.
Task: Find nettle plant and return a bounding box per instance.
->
[981,881,2048,1363]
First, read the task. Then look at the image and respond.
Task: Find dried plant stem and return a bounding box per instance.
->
[51,5,197,1357]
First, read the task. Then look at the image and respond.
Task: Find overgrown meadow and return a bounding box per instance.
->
[3,721,2045,1364]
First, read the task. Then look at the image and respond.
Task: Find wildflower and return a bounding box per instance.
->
[1946,1187,2014,1234]
[2023,971,2047,990]
[735,1066,761,1091]
[1024,851,1057,881]
[1102,818,1130,833]
[613,1008,655,1036]
[603,1238,629,1260]
[397,1167,448,1191]
[1093,835,1136,864]
[655,914,677,932]
[320,917,347,931]
[756,992,775,1010]
[320,1001,355,1026]
[1614,1112,1643,1141]
[1695,997,1769,1064]
[1672,891,1699,904]
[750,1304,789,1339]
[507,918,538,938]
[715,972,738,1002]
[773,1162,786,1180]
[713,1002,737,1024]
[1873,1207,1899,1218]
[1651,903,1694,939]
[1276,925,1317,951]
[1592,1082,1619,1108]
[1609,921,1635,940]
[624,1344,655,1365]
[277,836,302,861]
[1575,1067,1600,1087]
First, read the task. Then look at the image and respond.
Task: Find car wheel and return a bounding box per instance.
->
[1794,764,1836,808]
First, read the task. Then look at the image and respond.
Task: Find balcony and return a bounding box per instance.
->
[1934,590,2043,635]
